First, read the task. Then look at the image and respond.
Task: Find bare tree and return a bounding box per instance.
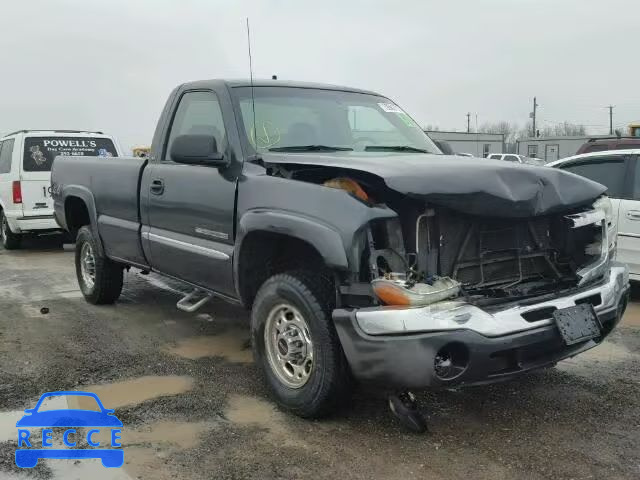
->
[543,122,586,137]
[477,121,518,143]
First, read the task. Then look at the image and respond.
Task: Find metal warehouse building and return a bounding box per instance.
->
[425,131,505,157]
[516,135,611,162]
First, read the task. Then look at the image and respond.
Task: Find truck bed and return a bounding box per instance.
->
[52,155,148,265]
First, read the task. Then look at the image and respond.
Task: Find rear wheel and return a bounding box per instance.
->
[0,211,21,250]
[75,226,123,304]
[251,270,351,418]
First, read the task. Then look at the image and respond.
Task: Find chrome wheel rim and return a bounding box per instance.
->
[264,303,314,389]
[80,242,96,289]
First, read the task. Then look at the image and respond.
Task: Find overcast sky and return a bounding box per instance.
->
[1,0,638,152]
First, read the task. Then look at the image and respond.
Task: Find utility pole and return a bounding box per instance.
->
[466,112,471,133]
[531,97,539,137]
[607,105,615,135]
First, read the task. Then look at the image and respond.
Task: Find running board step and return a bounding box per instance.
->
[176,289,212,313]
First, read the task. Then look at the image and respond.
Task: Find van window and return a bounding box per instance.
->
[561,157,626,197]
[23,137,117,172]
[0,139,14,173]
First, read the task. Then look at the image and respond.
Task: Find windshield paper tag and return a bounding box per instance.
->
[378,103,404,113]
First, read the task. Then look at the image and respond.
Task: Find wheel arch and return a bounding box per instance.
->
[61,186,103,255]
[234,210,348,307]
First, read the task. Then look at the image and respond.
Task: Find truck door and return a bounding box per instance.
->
[141,89,239,297]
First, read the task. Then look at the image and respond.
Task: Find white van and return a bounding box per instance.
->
[0,130,122,249]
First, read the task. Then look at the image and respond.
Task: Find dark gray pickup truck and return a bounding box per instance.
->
[52,79,629,427]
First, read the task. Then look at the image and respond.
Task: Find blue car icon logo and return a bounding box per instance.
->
[15,391,123,468]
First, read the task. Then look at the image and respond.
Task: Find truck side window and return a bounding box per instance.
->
[561,157,625,198]
[0,139,14,173]
[165,91,226,161]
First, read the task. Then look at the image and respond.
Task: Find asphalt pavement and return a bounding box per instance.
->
[0,236,639,480]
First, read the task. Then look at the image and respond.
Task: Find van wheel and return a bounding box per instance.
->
[1,211,21,250]
[251,270,351,418]
[75,226,123,304]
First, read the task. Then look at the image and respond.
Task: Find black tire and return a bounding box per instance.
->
[75,226,123,304]
[1,211,21,250]
[251,270,351,418]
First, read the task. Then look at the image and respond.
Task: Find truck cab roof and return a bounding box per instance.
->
[179,78,381,96]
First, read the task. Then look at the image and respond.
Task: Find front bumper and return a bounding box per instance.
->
[333,263,630,388]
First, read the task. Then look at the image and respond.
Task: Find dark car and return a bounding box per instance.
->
[576,136,640,154]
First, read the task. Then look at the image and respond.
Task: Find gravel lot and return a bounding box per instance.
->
[1,236,639,480]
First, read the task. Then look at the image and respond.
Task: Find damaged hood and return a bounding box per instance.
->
[260,152,606,217]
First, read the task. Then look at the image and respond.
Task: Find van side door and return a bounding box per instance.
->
[557,154,629,261]
[616,154,640,278]
[140,87,242,297]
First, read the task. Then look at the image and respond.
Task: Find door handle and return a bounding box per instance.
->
[150,179,164,195]
[626,210,640,221]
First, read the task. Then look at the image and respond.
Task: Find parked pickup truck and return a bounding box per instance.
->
[52,79,630,425]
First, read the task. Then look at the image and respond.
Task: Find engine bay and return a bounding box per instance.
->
[265,162,607,308]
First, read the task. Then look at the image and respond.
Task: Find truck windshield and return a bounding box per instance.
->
[23,136,118,172]
[232,86,440,154]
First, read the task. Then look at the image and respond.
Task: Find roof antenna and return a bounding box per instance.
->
[246,18,258,157]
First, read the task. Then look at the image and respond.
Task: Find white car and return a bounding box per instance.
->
[0,130,122,249]
[548,150,640,280]
[487,153,545,165]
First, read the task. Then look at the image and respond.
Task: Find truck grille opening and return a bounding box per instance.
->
[521,307,557,323]
[409,207,605,304]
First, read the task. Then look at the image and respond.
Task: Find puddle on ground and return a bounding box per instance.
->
[168,330,253,363]
[558,339,639,375]
[224,394,302,448]
[622,303,640,328]
[0,409,24,442]
[127,420,209,449]
[84,420,212,480]
[69,375,194,410]
[580,340,638,362]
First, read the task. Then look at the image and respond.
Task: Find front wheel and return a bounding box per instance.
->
[75,226,123,304]
[251,270,351,418]
[1,211,21,250]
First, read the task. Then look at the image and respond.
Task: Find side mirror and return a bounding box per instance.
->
[170,134,227,167]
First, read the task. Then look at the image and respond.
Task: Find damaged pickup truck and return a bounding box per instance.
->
[51,79,630,429]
